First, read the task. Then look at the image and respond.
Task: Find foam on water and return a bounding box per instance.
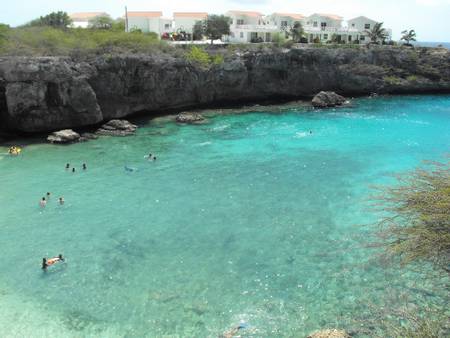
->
[0,95,449,337]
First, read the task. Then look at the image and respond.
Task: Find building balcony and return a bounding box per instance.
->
[304,26,360,34]
[233,24,279,32]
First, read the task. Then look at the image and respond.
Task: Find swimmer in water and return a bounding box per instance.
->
[219,323,248,338]
[46,192,51,200]
[82,163,87,170]
[39,197,46,208]
[153,156,156,161]
[59,197,64,205]
[72,167,76,173]
[42,254,64,270]
[65,163,70,170]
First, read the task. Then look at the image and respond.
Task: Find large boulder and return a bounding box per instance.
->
[175,112,205,124]
[96,119,137,136]
[307,329,351,338]
[312,91,347,108]
[47,129,80,144]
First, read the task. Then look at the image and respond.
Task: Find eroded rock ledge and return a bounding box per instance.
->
[1,46,449,133]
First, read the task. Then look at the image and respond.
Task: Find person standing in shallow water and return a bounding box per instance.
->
[46,192,51,200]
[39,197,46,208]
[59,197,64,205]
[82,163,87,170]
[65,163,70,170]
[72,167,75,173]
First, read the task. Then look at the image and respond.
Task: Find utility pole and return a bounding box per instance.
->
[125,6,129,32]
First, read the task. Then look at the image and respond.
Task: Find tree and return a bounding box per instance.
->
[193,20,205,41]
[289,21,304,43]
[401,29,417,46]
[365,22,387,45]
[89,15,114,30]
[28,11,72,29]
[371,160,450,272]
[0,23,9,47]
[197,15,231,44]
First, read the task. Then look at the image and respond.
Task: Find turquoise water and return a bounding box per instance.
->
[0,95,449,337]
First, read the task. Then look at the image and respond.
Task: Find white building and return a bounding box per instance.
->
[173,12,208,35]
[126,11,165,34]
[347,16,392,43]
[226,10,278,43]
[69,12,108,28]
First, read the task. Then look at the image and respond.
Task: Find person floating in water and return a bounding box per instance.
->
[72,167,76,173]
[219,323,248,338]
[42,254,64,270]
[59,197,64,205]
[46,192,51,200]
[153,156,156,161]
[65,163,70,170]
[82,163,87,170]
[39,197,46,208]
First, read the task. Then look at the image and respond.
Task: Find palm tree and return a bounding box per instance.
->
[365,22,387,45]
[401,29,417,46]
[289,21,305,42]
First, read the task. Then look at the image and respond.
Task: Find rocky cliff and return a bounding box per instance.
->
[1,46,449,132]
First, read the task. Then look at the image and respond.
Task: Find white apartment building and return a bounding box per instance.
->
[225,11,278,43]
[126,11,173,35]
[70,12,108,28]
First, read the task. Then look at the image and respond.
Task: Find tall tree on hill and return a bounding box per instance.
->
[401,29,417,46]
[27,11,72,29]
[89,15,114,30]
[289,21,305,42]
[365,22,387,45]
[196,15,231,44]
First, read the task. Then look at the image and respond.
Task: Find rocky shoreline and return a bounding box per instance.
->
[1,46,450,135]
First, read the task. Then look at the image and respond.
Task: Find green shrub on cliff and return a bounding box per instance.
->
[0,26,166,56]
[371,159,450,272]
[185,46,225,67]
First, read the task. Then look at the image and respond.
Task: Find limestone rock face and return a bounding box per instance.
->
[307,329,351,338]
[96,119,137,136]
[1,47,450,133]
[47,129,80,144]
[175,112,205,124]
[312,91,347,108]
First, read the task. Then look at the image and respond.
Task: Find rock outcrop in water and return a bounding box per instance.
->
[312,91,347,108]
[176,112,205,124]
[1,46,450,133]
[95,119,137,136]
[47,129,80,144]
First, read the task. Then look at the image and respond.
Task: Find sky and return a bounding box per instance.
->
[1,0,450,41]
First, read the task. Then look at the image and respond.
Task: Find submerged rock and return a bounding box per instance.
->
[175,112,205,124]
[47,129,80,144]
[312,91,347,108]
[96,119,137,136]
[307,329,351,338]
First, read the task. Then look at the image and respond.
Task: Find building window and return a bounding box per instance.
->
[230,19,233,24]
[281,20,288,27]
[313,21,318,27]
[164,24,170,29]
[352,23,355,27]
[360,35,365,41]
[240,32,244,38]
[237,19,244,25]
[364,24,370,29]
[231,32,235,37]
[323,34,328,40]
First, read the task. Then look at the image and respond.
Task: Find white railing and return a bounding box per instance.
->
[234,24,279,31]
[304,26,360,34]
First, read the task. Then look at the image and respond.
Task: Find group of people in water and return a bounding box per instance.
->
[66,163,87,172]
[39,192,64,208]
[146,153,157,161]
[7,146,22,156]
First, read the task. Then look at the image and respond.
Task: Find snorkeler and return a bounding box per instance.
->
[219,323,248,338]
[42,254,65,270]
[39,197,46,208]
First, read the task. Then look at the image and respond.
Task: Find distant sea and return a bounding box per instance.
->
[413,41,450,49]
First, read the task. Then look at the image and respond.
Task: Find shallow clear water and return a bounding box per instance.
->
[0,95,449,337]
